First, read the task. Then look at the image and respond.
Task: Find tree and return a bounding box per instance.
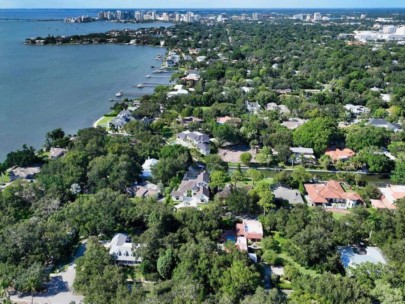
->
[346,125,390,152]
[255,146,273,167]
[210,170,229,189]
[157,249,175,279]
[392,161,405,184]
[220,260,260,302]
[246,169,264,185]
[241,287,287,304]
[44,128,69,149]
[230,170,243,186]
[291,165,312,191]
[293,118,339,155]
[240,152,252,166]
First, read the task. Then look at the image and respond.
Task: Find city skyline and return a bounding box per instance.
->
[1,0,405,9]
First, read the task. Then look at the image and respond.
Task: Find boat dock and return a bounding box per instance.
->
[135,82,166,88]
[117,92,145,98]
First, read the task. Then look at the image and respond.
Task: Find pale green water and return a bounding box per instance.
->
[0,9,171,159]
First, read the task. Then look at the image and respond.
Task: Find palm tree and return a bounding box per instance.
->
[366,211,381,241]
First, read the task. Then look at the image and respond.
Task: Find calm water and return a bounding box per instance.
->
[0,9,172,160]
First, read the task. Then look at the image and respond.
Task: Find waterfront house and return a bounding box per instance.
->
[49,147,67,159]
[9,166,41,182]
[272,184,305,205]
[305,180,364,209]
[370,184,405,210]
[289,147,316,165]
[107,233,142,266]
[325,148,356,162]
[109,110,134,130]
[171,170,210,209]
[176,130,211,155]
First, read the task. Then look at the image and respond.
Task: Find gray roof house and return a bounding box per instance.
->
[109,110,135,129]
[245,101,262,114]
[9,166,41,182]
[177,131,211,155]
[289,147,316,165]
[272,184,305,205]
[172,170,210,209]
[49,147,67,159]
[368,118,402,133]
[107,233,142,266]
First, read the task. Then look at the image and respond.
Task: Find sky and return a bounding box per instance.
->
[1,0,405,9]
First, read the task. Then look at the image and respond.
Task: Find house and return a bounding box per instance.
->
[177,130,211,155]
[167,84,190,98]
[370,184,405,210]
[241,86,254,94]
[245,101,262,114]
[266,103,291,115]
[236,219,263,242]
[305,180,364,209]
[177,116,204,127]
[49,147,67,159]
[272,184,305,205]
[344,104,370,117]
[141,158,159,178]
[196,56,207,63]
[216,116,242,125]
[325,148,356,162]
[339,246,386,269]
[171,170,210,208]
[134,182,161,199]
[368,118,402,133]
[289,147,316,164]
[9,166,41,182]
[109,110,134,129]
[107,233,142,266]
[281,118,308,130]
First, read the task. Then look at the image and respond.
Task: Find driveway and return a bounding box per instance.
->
[11,244,86,304]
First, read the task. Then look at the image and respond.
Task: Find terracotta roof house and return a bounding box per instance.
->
[236,219,263,242]
[216,116,242,125]
[172,171,210,209]
[370,185,405,210]
[325,148,356,162]
[305,180,364,209]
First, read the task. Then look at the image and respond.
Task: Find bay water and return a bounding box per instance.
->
[0,9,171,160]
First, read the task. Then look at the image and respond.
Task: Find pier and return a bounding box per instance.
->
[117,92,146,98]
[135,82,168,88]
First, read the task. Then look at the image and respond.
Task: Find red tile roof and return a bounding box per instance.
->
[305,181,363,204]
[325,148,356,162]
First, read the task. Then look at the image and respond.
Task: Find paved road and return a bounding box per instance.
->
[11,244,86,304]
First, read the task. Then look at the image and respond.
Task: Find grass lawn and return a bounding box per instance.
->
[0,173,10,184]
[96,116,115,128]
[332,211,349,221]
[236,177,274,187]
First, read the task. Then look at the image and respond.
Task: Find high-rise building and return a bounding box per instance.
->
[162,13,170,22]
[151,11,156,20]
[175,13,181,22]
[252,13,260,20]
[293,14,304,20]
[97,12,105,20]
[314,13,322,21]
[116,10,123,20]
[135,11,144,21]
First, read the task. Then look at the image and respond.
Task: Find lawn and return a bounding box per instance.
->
[332,211,349,221]
[236,177,274,187]
[0,173,10,184]
[95,115,115,128]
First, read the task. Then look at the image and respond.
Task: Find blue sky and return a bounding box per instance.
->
[1,0,405,9]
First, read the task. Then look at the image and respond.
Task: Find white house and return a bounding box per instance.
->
[172,171,210,208]
[107,233,142,266]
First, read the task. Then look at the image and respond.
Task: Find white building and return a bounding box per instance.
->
[172,171,210,208]
[107,233,142,266]
[176,130,211,155]
[314,13,322,21]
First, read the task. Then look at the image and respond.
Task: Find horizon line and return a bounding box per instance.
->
[2,7,405,10]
